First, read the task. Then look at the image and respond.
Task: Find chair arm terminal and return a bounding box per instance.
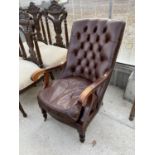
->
[79,69,112,107]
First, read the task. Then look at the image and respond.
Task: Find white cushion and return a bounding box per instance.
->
[22,41,46,57]
[39,44,67,67]
[19,59,40,90]
[22,41,67,67]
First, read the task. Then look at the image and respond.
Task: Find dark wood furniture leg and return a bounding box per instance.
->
[19,102,27,117]
[78,128,86,143]
[41,108,47,121]
[129,101,135,121]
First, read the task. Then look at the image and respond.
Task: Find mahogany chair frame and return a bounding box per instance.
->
[19,11,65,116]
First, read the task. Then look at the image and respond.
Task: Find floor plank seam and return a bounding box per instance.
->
[100,112,135,130]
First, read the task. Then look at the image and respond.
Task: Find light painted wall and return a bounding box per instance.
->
[19,0,68,7]
[20,0,42,7]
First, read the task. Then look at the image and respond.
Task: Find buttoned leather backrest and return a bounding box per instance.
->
[63,19,125,82]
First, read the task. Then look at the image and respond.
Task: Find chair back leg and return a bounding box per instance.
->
[129,101,135,121]
[19,102,27,117]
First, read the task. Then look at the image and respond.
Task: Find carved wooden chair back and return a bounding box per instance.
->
[25,3,43,42]
[19,9,43,66]
[26,1,69,48]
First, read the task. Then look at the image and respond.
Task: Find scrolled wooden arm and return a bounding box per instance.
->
[31,62,66,88]
[79,69,112,107]
[31,68,50,88]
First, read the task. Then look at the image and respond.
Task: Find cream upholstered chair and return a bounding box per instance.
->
[19,15,43,117]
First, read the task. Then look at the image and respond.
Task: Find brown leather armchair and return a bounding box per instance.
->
[32,19,125,142]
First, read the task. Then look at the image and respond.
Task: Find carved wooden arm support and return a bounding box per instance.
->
[79,69,112,107]
[31,68,50,88]
[31,62,66,88]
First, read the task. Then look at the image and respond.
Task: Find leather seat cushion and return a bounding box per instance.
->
[38,77,91,123]
[23,41,67,67]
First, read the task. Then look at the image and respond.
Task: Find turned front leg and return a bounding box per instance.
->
[41,108,47,121]
[78,128,86,143]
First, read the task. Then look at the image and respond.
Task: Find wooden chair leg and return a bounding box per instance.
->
[19,102,27,117]
[78,128,85,143]
[129,101,135,121]
[50,72,55,80]
[41,108,47,121]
